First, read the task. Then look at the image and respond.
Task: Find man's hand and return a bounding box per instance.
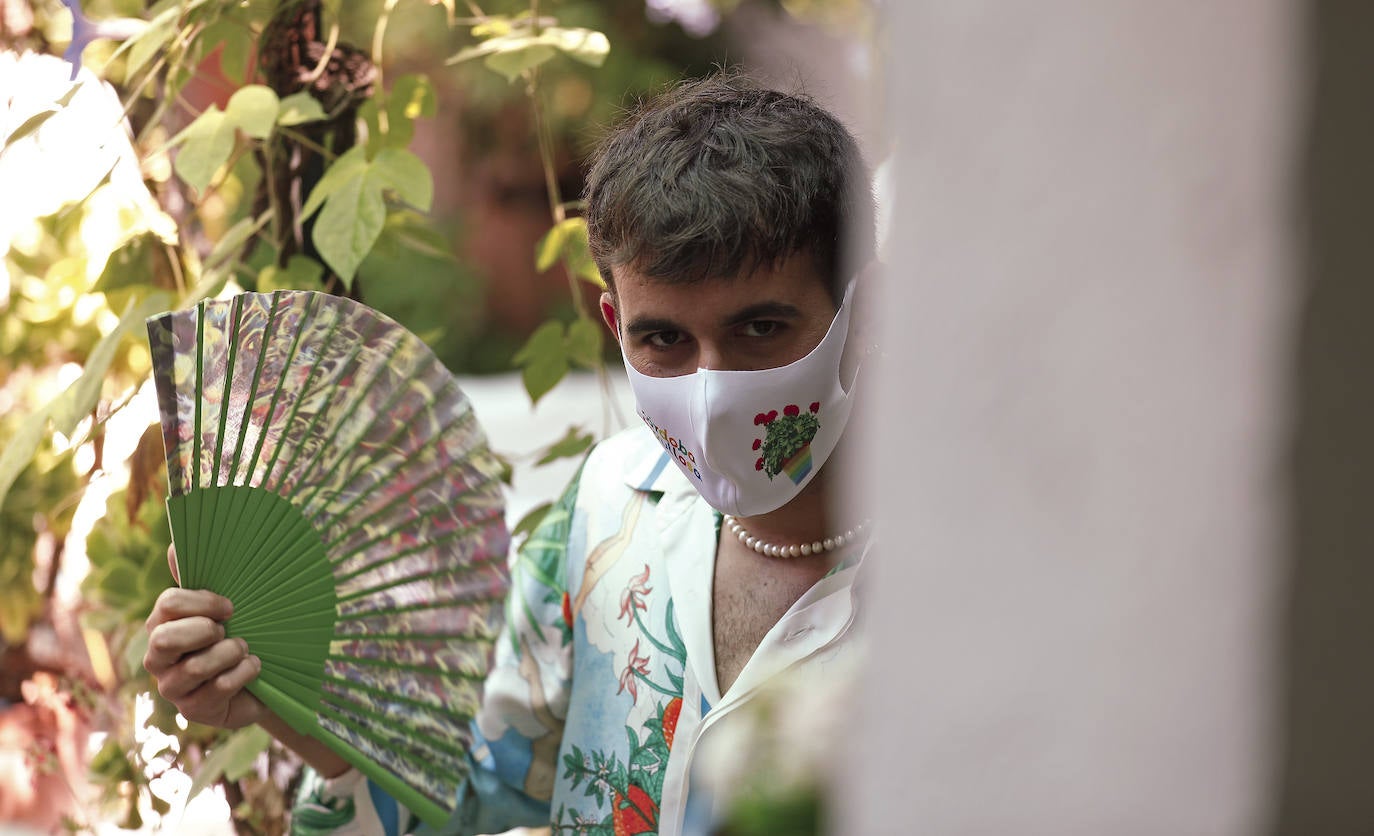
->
[144,545,263,729]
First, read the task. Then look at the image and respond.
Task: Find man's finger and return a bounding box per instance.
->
[180,655,262,726]
[144,616,224,675]
[167,543,180,586]
[155,637,248,700]
[145,587,232,632]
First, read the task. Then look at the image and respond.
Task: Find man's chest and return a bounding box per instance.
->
[710,541,832,695]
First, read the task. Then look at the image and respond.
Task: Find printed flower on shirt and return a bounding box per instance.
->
[618,564,652,625]
[617,640,651,703]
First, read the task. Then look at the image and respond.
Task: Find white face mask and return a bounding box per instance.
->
[621,282,860,517]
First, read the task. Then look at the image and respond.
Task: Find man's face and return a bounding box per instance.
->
[600,256,839,379]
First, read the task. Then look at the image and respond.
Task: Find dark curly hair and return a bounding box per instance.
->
[583,73,874,303]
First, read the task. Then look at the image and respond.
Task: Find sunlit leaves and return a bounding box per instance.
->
[276,91,327,126]
[225,86,278,139]
[258,255,325,292]
[188,726,272,801]
[315,173,387,285]
[172,106,233,194]
[301,146,434,284]
[448,18,610,83]
[536,426,595,466]
[536,217,604,288]
[512,316,604,404]
[170,86,322,192]
[49,292,172,437]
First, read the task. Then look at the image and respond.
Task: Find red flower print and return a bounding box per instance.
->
[618,564,652,625]
[755,457,764,471]
[784,404,800,417]
[752,438,761,451]
[754,412,768,425]
[810,401,821,413]
[561,591,573,631]
[661,697,683,750]
[617,639,651,703]
[766,409,778,422]
[612,785,658,835]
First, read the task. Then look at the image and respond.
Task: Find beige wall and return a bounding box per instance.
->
[844,3,1300,833]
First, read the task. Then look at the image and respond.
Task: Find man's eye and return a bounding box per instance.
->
[740,320,782,338]
[646,331,684,348]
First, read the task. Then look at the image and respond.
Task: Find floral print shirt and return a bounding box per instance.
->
[292,426,863,836]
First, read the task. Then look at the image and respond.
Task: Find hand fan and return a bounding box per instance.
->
[146,290,510,828]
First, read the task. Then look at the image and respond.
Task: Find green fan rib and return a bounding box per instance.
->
[227,293,281,482]
[167,485,335,731]
[305,383,470,532]
[320,461,492,554]
[271,317,367,492]
[320,675,479,726]
[318,692,474,766]
[334,594,505,623]
[325,654,486,683]
[211,294,245,489]
[261,302,344,490]
[192,302,205,493]
[330,509,505,585]
[244,292,316,483]
[294,340,429,513]
[316,698,468,782]
[250,679,449,827]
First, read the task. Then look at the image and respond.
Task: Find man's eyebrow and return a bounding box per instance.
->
[624,316,683,337]
[721,301,802,327]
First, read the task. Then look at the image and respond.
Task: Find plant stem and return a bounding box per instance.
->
[372,0,402,136]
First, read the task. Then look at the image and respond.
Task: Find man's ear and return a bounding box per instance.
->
[839,260,880,388]
[599,292,620,344]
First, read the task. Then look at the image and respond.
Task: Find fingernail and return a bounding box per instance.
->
[251,655,262,670]
[237,638,249,655]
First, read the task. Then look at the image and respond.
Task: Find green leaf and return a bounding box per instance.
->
[542,26,611,68]
[276,91,326,126]
[484,41,556,82]
[368,147,433,212]
[0,406,55,513]
[513,321,569,405]
[512,501,553,542]
[4,109,57,148]
[535,217,603,287]
[225,85,279,140]
[565,317,602,369]
[312,172,386,286]
[535,426,594,466]
[123,7,178,78]
[381,74,436,147]
[535,219,575,272]
[55,83,84,108]
[205,212,269,271]
[188,726,271,800]
[257,255,324,292]
[300,145,369,220]
[94,233,158,293]
[212,23,252,83]
[447,34,554,82]
[390,74,437,120]
[173,106,234,194]
[49,293,172,437]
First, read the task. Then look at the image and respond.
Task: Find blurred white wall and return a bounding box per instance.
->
[843,2,1299,833]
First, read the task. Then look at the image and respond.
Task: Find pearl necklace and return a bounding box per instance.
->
[724,515,872,559]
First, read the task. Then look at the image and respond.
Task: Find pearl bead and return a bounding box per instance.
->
[800,543,813,556]
[823,537,836,551]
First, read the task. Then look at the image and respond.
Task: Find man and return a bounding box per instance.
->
[143,73,875,835]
